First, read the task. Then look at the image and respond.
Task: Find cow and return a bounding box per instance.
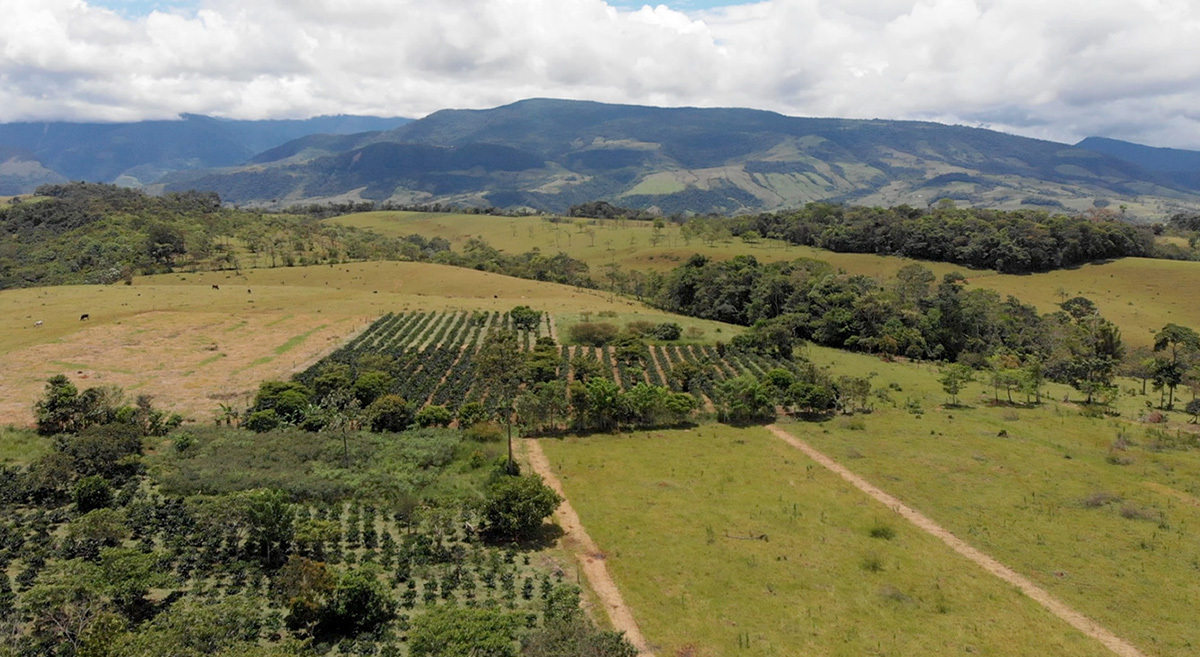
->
[212,284,220,290]
[79,314,90,321]
[34,320,43,328]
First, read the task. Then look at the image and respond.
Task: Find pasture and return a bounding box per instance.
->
[324,210,972,279]
[541,342,1200,656]
[540,425,1109,657]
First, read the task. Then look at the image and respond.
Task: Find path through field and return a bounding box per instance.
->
[524,438,656,656]
[766,424,1146,657]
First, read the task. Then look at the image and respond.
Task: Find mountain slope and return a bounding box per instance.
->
[162,99,1200,215]
[1076,136,1200,191]
[0,114,409,190]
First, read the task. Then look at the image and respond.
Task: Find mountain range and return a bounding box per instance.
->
[3,99,1200,216]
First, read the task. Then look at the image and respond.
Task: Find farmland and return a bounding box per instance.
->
[0,261,734,426]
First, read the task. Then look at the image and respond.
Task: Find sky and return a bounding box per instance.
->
[2,0,1199,148]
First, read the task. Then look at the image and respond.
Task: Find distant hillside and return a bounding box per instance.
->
[0,114,409,191]
[162,99,1200,215]
[1076,136,1200,191]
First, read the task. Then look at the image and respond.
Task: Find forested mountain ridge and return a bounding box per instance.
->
[161,99,1200,215]
[0,114,409,191]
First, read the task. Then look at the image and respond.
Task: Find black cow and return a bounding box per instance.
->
[79,314,90,321]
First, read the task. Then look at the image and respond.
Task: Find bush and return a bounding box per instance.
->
[651,322,682,341]
[367,395,413,433]
[482,475,562,542]
[464,422,504,443]
[245,409,281,433]
[414,405,452,428]
[456,402,489,428]
[73,475,113,512]
[410,605,520,657]
[353,371,394,406]
[568,322,619,347]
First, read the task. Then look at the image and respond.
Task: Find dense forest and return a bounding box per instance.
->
[685,202,1163,274]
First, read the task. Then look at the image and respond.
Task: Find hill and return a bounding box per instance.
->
[163,98,1200,215]
[0,114,409,191]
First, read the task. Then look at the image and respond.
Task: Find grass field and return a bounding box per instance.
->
[965,257,1200,347]
[0,260,736,426]
[0,427,47,466]
[324,211,972,279]
[541,426,1110,657]
[542,342,1200,656]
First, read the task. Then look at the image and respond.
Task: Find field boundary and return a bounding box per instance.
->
[765,424,1146,657]
[524,438,656,656]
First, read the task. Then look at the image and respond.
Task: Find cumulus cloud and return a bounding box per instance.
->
[0,0,1199,147]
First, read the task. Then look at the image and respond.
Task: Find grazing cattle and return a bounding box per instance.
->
[212,284,220,290]
[247,288,252,294]
[79,314,90,321]
[34,320,43,328]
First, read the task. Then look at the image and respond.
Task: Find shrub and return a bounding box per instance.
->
[410,605,520,657]
[367,395,413,433]
[414,405,452,428]
[868,523,895,540]
[568,322,619,347]
[246,409,281,433]
[482,475,562,542]
[651,322,682,341]
[456,402,490,428]
[73,475,112,512]
[464,422,504,443]
[353,371,394,406]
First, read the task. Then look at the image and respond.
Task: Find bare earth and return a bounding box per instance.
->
[524,438,656,656]
[766,424,1146,657]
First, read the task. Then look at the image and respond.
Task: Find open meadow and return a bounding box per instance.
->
[0,260,731,426]
[541,343,1200,657]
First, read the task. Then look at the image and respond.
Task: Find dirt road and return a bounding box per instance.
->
[524,438,656,656]
[766,424,1146,657]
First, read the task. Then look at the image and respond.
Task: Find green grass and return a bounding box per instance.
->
[543,343,1200,655]
[274,324,328,355]
[0,427,48,466]
[555,310,739,345]
[541,426,1108,657]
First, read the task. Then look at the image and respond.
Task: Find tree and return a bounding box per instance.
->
[242,489,295,568]
[475,329,528,473]
[1153,323,1200,408]
[366,394,413,433]
[316,566,396,637]
[1187,398,1200,423]
[73,476,112,512]
[414,404,453,428]
[482,475,562,543]
[714,375,775,425]
[939,364,975,405]
[510,305,543,333]
[34,374,82,435]
[523,584,638,657]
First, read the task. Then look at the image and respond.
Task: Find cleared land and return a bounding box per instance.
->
[0,261,732,426]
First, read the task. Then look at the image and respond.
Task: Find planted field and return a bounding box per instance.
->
[302,310,797,419]
[0,260,701,425]
[540,426,1110,657]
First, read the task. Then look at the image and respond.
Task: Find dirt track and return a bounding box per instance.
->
[524,438,656,656]
[766,424,1146,657]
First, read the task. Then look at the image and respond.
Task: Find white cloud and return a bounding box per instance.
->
[0,0,1198,147]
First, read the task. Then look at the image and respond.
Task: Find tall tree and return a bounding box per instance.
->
[474,329,527,473]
